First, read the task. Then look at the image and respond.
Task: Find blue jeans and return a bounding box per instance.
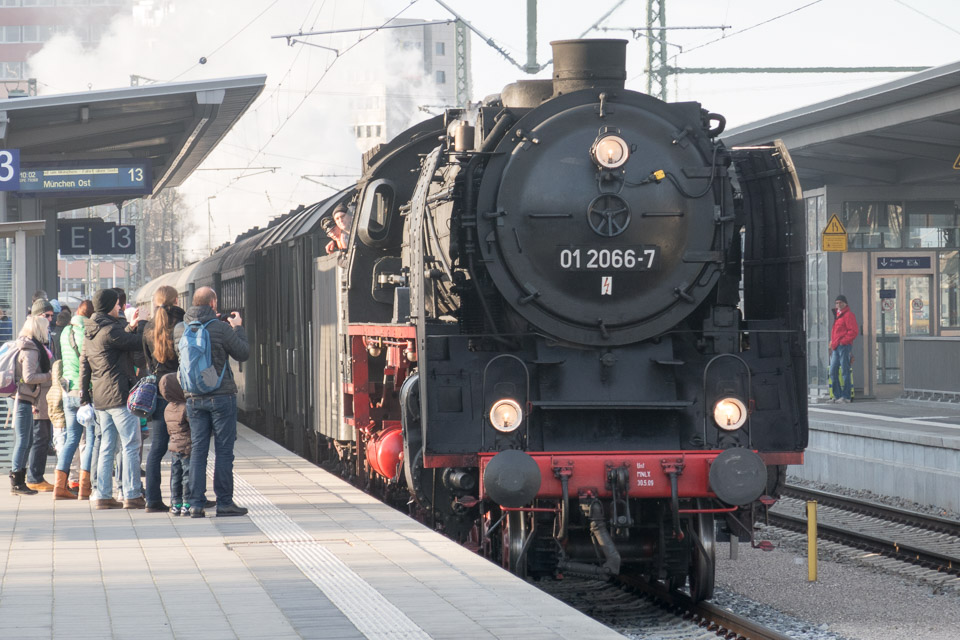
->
[27,419,52,483]
[10,400,35,472]
[145,397,169,504]
[830,344,853,400]
[170,451,190,505]
[95,407,143,500]
[57,396,84,473]
[187,394,238,508]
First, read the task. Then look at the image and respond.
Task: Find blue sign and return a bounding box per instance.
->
[876,256,931,270]
[18,160,151,196]
[0,149,20,190]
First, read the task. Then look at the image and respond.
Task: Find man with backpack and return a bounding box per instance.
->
[174,286,249,518]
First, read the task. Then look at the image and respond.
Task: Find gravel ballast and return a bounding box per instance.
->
[711,478,960,640]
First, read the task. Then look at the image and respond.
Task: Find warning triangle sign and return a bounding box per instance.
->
[954,152,960,170]
[824,215,846,235]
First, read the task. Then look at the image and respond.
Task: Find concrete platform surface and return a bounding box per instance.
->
[0,425,623,640]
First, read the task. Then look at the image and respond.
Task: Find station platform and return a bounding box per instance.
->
[0,424,623,640]
[796,399,960,512]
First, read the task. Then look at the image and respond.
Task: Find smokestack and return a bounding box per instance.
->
[550,39,628,97]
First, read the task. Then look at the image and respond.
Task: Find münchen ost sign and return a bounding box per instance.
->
[0,151,152,197]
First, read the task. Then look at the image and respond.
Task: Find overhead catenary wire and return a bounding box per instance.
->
[217,0,423,199]
[167,0,283,82]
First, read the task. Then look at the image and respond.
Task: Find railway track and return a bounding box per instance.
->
[538,575,794,640]
[770,485,960,575]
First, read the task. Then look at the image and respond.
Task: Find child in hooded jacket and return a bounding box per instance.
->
[159,373,191,515]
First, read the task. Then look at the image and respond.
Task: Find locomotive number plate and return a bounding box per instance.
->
[557,246,659,271]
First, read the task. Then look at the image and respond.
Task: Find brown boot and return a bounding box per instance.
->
[78,471,92,501]
[94,497,123,510]
[26,479,54,492]
[53,470,75,500]
[123,496,146,510]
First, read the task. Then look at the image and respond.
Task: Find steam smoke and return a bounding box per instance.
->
[25,0,443,261]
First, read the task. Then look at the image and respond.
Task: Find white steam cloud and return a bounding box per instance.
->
[25,0,443,261]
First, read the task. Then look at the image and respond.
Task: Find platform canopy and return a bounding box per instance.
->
[0,74,266,211]
[724,60,960,189]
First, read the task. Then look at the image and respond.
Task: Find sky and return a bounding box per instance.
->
[21,0,960,261]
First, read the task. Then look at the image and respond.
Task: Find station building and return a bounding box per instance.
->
[726,61,960,401]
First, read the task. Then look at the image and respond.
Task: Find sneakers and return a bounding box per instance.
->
[216,503,249,517]
[171,503,182,516]
[839,397,851,404]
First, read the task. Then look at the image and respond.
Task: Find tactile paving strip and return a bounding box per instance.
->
[230,470,431,639]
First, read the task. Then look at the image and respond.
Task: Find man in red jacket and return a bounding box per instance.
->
[829,294,858,403]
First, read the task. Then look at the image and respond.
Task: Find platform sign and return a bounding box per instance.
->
[821,214,848,252]
[58,220,136,255]
[18,160,151,197]
[0,149,20,190]
[876,256,931,269]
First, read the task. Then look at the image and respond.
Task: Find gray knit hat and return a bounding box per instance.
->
[31,298,54,316]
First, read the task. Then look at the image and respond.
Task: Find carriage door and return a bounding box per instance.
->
[873,274,932,396]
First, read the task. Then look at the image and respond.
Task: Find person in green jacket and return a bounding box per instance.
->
[59,299,94,499]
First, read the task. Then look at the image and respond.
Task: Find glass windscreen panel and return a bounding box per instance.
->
[905,276,931,336]
[940,251,960,328]
[875,277,900,384]
[906,201,960,248]
[844,201,902,248]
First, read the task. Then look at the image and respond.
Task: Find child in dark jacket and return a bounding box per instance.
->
[159,373,191,515]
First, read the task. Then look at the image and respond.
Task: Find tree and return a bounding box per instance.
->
[138,188,194,280]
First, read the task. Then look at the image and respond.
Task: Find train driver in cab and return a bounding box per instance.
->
[322,215,347,255]
[333,203,353,246]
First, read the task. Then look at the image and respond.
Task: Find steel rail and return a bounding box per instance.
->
[782,484,960,536]
[617,576,795,640]
[768,509,960,576]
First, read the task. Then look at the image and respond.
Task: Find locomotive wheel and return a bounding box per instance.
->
[688,500,716,602]
[502,511,528,577]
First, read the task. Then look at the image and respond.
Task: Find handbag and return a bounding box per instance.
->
[127,374,158,418]
[127,337,160,419]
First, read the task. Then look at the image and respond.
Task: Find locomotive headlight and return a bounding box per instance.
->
[489,399,523,433]
[592,135,629,169]
[713,397,747,431]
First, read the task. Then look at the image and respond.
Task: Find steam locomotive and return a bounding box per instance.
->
[138,39,807,602]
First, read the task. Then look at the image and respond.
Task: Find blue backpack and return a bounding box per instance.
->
[177,319,226,395]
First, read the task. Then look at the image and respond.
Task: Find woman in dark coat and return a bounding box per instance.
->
[141,285,185,512]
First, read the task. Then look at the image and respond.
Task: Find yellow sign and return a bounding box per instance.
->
[954,153,960,170]
[822,214,847,252]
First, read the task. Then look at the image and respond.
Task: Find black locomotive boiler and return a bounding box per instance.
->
[138,38,807,602]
